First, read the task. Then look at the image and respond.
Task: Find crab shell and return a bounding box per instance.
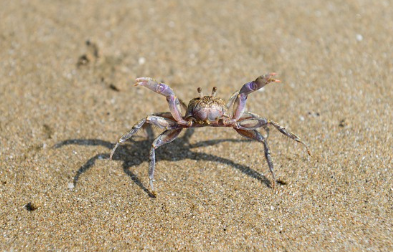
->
[185,96,228,124]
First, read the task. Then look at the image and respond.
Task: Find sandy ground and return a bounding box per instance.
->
[1,0,392,250]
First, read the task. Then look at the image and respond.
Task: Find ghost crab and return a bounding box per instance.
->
[110,73,310,194]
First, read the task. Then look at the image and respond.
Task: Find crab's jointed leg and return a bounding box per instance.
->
[234,129,276,188]
[109,114,178,160]
[135,78,190,126]
[234,115,311,156]
[226,91,239,115]
[236,112,270,138]
[149,128,183,193]
[268,120,311,156]
[231,73,280,121]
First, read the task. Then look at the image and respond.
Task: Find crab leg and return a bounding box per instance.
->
[110,114,178,160]
[268,120,311,156]
[234,129,276,188]
[234,116,311,156]
[149,128,183,194]
[231,73,280,121]
[135,78,191,126]
[226,91,239,111]
[236,112,270,138]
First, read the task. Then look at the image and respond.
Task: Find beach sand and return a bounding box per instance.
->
[1,0,392,250]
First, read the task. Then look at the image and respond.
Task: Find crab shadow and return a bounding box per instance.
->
[54,128,272,198]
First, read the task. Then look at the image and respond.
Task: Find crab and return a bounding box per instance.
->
[110,73,310,194]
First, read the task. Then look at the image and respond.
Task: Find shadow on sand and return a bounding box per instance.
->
[54,128,272,198]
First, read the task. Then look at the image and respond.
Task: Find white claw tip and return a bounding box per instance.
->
[135,77,155,86]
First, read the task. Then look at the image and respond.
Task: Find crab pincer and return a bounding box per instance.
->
[239,73,281,95]
[135,77,176,97]
[232,73,281,121]
[134,77,189,126]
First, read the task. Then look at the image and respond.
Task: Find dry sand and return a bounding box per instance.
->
[1,0,392,250]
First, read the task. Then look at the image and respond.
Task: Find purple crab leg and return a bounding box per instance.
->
[267,120,311,156]
[237,112,270,138]
[226,91,239,109]
[232,73,280,121]
[234,129,276,188]
[149,128,183,194]
[110,114,178,160]
[234,116,311,156]
[135,78,191,126]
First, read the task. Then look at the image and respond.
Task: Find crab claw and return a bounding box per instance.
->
[134,77,189,125]
[262,72,281,83]
[239,73,280,96]
[134,77,175,97]
[256,72,281,85]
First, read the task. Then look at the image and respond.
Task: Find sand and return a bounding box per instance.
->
[1,0,392,250]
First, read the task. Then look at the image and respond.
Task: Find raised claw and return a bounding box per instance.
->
[134,77,190,125]
[135,77,175,97]
[239,73,280,96]
[232,73,281,121]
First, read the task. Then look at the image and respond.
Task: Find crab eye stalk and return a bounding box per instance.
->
[211,87,217,97]
[197,87,203,98]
